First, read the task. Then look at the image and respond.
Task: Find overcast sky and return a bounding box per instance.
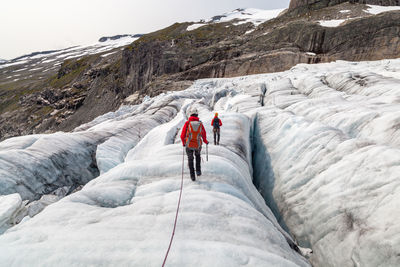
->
[0,0,290,60]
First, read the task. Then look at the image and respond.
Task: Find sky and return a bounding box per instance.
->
[0,0,290,60]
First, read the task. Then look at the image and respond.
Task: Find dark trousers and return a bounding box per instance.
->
[186,147,201,178]
[213,128,220,144]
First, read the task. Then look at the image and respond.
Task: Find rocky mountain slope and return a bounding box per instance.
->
[289,0,400,10]
[1,1,400,139]
[0,35,141,139]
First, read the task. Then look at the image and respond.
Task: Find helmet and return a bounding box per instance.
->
[215,112,218,117]
[190,107,198,116]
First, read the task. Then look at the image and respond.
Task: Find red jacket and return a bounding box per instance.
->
[181,116,208,146]
[211,117,222,128]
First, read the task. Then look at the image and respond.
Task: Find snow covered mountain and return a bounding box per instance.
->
[187,8,285,31]
[0,34,142,139]
[188,4,400,31]
[0,34,141,71]
[0,59,7,64]
[1,57,400,266]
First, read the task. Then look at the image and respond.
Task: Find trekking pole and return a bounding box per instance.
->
[206,144,208,162]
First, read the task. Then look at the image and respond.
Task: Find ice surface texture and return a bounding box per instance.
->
[202,59,400,267]
[0,90,309,266]
[1,58,400,266]
[0,194,23,234]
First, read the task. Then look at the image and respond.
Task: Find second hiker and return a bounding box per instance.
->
[211,112,222,145]
[180,108,209,181]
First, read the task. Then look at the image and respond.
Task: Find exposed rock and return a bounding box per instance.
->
[19,87,86,110]
[116,9,400,97]
[289,0,400,10]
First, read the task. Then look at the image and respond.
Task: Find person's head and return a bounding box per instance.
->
[190,107,198,117]
[215,112,218,117]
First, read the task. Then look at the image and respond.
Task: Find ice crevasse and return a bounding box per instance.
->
[0,59,400,266]
[0,87,309,266]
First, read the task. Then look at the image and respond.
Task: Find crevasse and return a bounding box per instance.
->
[1,58,400,266]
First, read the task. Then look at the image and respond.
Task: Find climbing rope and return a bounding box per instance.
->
[162,147,185,267]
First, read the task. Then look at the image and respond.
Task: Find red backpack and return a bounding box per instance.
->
[185,121,203,150]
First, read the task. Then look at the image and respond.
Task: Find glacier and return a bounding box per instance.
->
[0,58,399,266]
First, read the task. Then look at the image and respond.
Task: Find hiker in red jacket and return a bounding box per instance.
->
[180,108,209,181]
[211,112,222,145]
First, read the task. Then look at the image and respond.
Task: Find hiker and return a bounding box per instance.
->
[211,112,222,145]
[180,108,209,181]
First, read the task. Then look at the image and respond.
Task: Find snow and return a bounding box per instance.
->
[100,51,118,57]
[211,8,284,26]
[29,67,43,71]
[64,54,86,60]
[14,68,27,72]
[186,23,206,31]
[318,5,400,29]
[188,7,284,29]
[245,29,255,34]
[93,35,139,47]
[1,35,139,75]
[318,19,346,27]
[41,58,58,63]
[366,4,400,15]
[1,58,400,266]
[0,60,29,69]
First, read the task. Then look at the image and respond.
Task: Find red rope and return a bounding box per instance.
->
[162,147,185,267]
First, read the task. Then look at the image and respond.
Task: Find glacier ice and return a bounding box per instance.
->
[1,58,400,266]
[203,60,400,266]
[0,96,309,266]
[0,194,24,234]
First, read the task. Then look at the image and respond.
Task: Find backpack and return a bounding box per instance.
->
[212,118,220,129]
[185,121,203,150]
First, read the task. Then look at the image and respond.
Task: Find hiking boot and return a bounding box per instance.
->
[196,170,201,176]
[190,174,196,181]
[217,142,219,145]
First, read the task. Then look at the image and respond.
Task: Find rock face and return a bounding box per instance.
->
[289,0,400,10]
[117,10,400,94]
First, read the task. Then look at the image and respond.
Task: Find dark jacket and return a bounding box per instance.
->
[211,117,222,129]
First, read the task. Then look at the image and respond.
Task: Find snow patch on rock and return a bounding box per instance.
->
[366,4,400,15]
